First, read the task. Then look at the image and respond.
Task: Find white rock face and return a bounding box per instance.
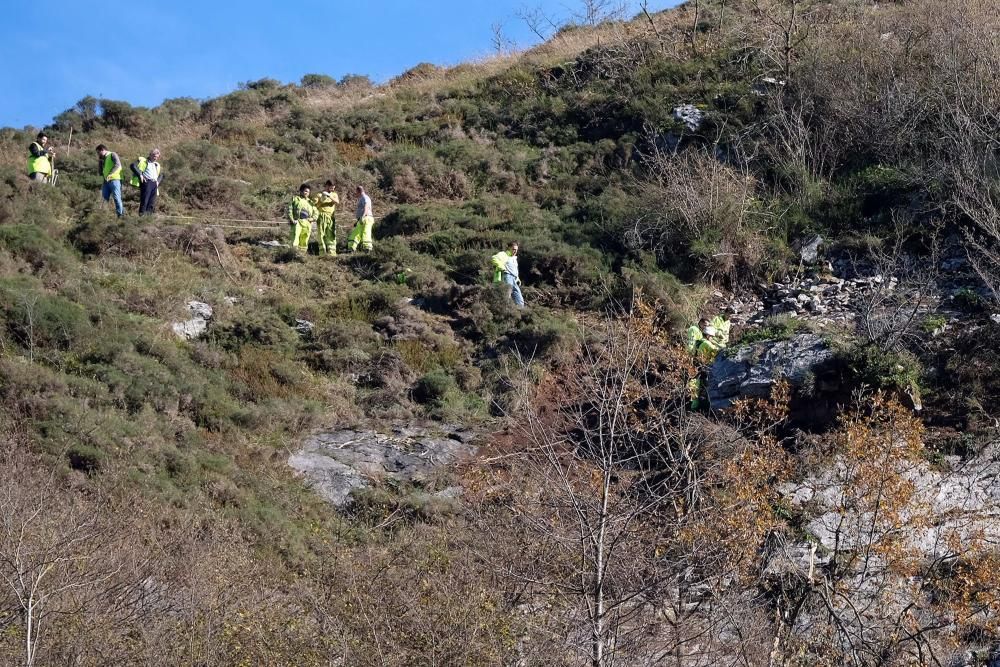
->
[172,301,213,340]
[672,104,704,131]
[289,426,478,507]
[782,442,1000,561]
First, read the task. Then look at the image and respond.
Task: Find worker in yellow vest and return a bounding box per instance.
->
[129,149,163,215]
[491,241,524,307]
[96,144,124,218]
[27,132,55,183]
[312,180,340,256]
[287,183,318,252]
[685,315,731,409]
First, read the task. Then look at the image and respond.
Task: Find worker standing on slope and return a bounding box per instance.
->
[96,144,124,218]
[27,133,55,184]
[287,183,317,252]
[491,241,525,308]
[312,180,340,256]
[347,186,375,253]
[130,149,163,215]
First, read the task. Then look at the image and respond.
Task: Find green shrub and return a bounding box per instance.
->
[0,223,74,272]
[0,285,88,354]
[952,288,987,314]
[210,310,300,353]
[67,443,105,473]
[69,213,150,257]
[841,343,922,396]
[739,315,809,345]
[412,369,457,405]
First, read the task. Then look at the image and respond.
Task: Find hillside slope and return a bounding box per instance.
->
[1,1,1000,664]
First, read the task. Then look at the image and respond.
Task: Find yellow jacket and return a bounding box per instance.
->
[313,190,339,215]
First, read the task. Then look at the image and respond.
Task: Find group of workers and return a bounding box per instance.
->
[28,133,162,218]
[29,133,743,371]
[286,182,376,256]
[28,134,531,305]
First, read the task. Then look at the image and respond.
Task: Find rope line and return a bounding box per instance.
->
[153,213,286,225]
[156,219,284,231]
[148,213,381,230]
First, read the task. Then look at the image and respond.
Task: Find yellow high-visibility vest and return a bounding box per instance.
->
[102,153,122,181]
[313,191,339,215]
[27,143,51,176]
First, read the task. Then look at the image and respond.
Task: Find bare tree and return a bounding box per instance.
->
[517,6,561,41]
[749,0,828,82]
[491,21,517,55]
[572,0,630,26]
[854,214,942,355]
[0,461,120,666]
[480,299,790,665]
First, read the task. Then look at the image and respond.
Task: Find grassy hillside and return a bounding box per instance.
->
[1,1,999,664]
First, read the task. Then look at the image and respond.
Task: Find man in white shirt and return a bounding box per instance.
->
[347,186,375,252]
[130,149,162,215]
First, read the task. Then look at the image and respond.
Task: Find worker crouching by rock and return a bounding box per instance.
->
[685,315,731,409]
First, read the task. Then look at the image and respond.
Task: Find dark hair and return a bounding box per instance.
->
[36,132,47,141]
[95,144,107,152]
[299,183,310,192]
[324,180,334,187]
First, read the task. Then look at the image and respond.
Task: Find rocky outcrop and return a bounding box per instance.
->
[782,442,1000,562]
[707,334,835,410]
[172,301,213,340]
[766,442,1000,664]
[672,104,705,131]
[288,425,478,507]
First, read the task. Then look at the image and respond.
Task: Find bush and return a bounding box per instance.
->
[739,314,809,345]
[301,73,336,89]
[0,223,74,273]
[0,284,88,353]
[412,369,457,405]
[67,443,105,473]
[211,310,300,353]
[840,343,922,399]
[69,214,150,258]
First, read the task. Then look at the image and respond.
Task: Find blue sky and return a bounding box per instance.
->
[1,1,678,129]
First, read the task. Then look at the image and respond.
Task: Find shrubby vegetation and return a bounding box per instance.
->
[0,0,998,663]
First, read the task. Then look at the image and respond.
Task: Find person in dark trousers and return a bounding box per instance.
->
[27,132,55,183]
[130,149,162,215]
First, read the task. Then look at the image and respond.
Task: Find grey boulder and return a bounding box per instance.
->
[707,334,834,410]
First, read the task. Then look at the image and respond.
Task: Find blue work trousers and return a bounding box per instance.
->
[503,272,525,307]
[102,180,124,217]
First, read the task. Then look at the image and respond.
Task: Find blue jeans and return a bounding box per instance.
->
[503,272,525,307]
[102,179,123,217]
